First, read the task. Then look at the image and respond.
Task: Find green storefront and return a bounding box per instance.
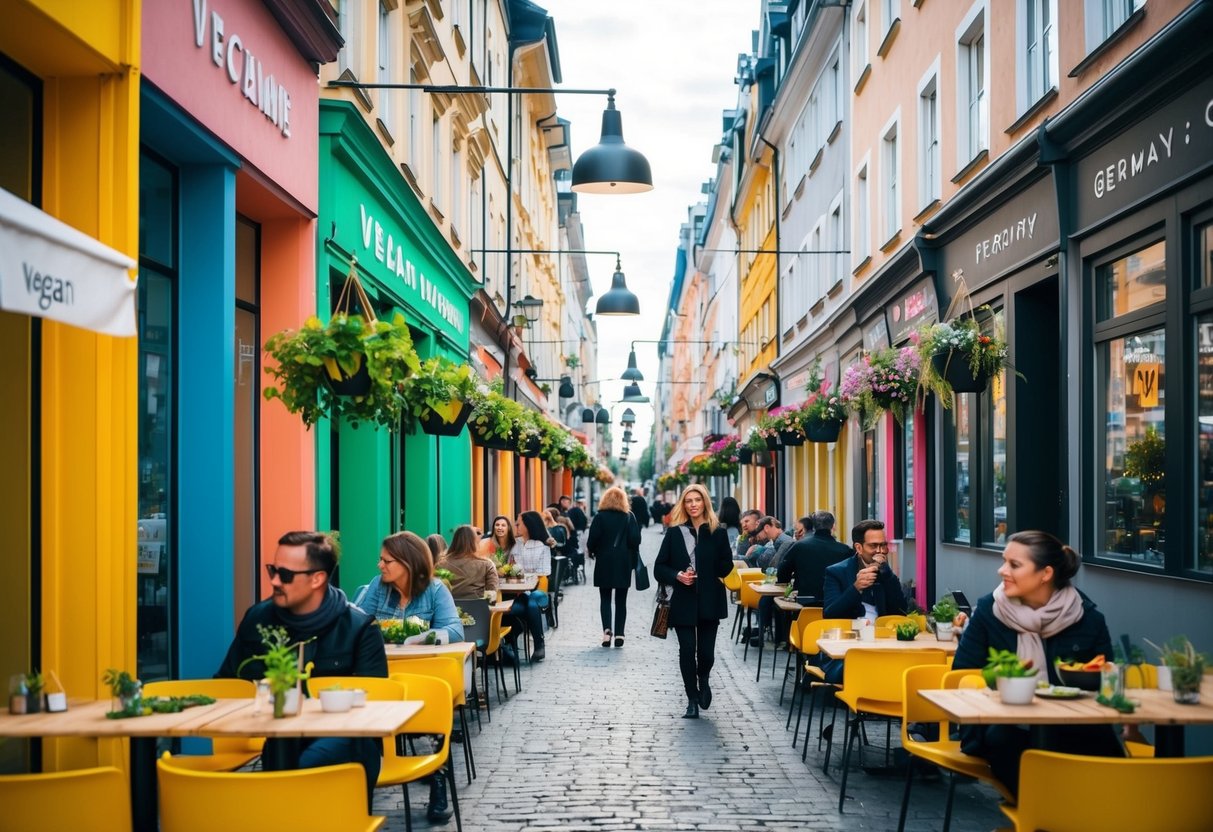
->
[317,99,476,591]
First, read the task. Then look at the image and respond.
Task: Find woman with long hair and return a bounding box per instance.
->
[436,524,499,599]
[352,531,464,644]
[479,514,515,560]
[719,496,742,549]
[426,533,447,563]
[653,484,733,719]
[586,486,642,648]
[507,511,553,661]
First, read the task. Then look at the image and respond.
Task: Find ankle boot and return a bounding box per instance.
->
[682,696,699,719]
[426,774,453,822]
[698,675,712,710]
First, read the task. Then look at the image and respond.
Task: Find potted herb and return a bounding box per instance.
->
[1145,636,1207,704]
[22,671,44,714]
[916,306,1014,399]
[102,668,143,715]
[895,621,920,642]
[802,392,847,443]
[401,356,480,436]
[983,648,1039,704]
[235,625,314,718]
[930,595,960,642]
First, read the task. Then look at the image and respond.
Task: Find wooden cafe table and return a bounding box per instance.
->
[386,640,478,695]
[497,575,539,595]
[919,686,1213,758]
[816,631,960,659]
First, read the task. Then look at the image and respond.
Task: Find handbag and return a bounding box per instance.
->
[650,584,671,639]
[634,556,651,592]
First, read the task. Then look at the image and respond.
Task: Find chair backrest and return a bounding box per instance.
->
[875,614,918,631]
[387,673,453,744]
[455,597,491,648]
[485,609,506,654]
[873,626,895,639]
[0,766,131,831]
[1124,662,1157,689]
[841,649,947,703]
[942,668,984,689]
[305,676,406,700]
[737,570,765,607]
[157,754,382,832]
[536,575,549,592]
[388,655,465,706]
[1012,750,1213,832]
[144,679,257,699]
[723,565,742,592]
[801,618,856,657]
[901,664,951,744]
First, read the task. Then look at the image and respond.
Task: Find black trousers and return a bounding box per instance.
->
[599,586,629,635]
[674,621,719,699]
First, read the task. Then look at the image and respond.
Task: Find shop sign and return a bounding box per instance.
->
[884,277,938,346]
[359,204,466,336]
[864,316,891,352]
[741,373,780,411]
[191,0,293,138]
[1076,75,1213,229]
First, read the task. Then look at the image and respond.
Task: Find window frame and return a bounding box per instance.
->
[955,2,988,168]
[917,65,941,210]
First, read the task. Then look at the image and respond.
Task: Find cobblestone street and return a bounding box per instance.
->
[375,526,1006,831]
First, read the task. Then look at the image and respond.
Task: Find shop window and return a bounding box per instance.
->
[1099,239,1166,319]
[982,371,1009,546]
[945,393,973,543]
[1201,224,1213,289]
[861,428,880,522]
[897,415,915,537]
[1197,313,1213,573]
[233,218,259,620]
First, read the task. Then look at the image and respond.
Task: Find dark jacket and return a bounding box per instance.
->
[216,597,388,681]
[823,555,907,620]
[586,508,642,589]
[568,505,588,532]
[778,530,853,601]
[630,495,651,527]
[653,522,733,627]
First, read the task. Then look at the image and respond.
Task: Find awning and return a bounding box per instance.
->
[0,187,137,336]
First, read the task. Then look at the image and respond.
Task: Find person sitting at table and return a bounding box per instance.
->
[951,530,1122,797]
[778,510,853,602]
[353,531,465,645]
[216,530,387,810]
[821,519,908,683]
[479,514,515,560]
[751,517,797,646]
[436,524,499,600]
[426,532,447,563]
[508,511,554,661]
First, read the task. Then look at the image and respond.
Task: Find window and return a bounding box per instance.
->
[882,0,901,35]
[957,6,987,165]
[451,145,462,235]
[901,416,916,537]
[1099,239,1166,318]
[431,114,442,208]
[854,3,870,75]
[408,68,422,165]
[946,392,973,543]
[811,224,824,301]
[856,164,870,263]
[862,428,881,522]
[828,199,843,291]
[1084,0,1143,52]
[882,122,899,242]
[983,372,1009,545]
[337,0,357,75]
[377,2,391,128]
[829,52,842,133]
[1198,310,1213,573]
[1021,0,1057,108]
[919,74,940,207]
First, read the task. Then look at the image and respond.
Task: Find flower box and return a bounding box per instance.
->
[804,420,843,443]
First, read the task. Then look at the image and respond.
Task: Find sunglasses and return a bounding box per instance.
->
[266,564,325,584]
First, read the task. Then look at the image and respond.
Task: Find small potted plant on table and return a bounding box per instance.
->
[894,621,920,642]
[1146,636,1208,704]
[983,648,1039,704]
[930,595,960,641]
[236,625,314,718]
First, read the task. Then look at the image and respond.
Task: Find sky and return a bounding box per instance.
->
[541,0,759,470]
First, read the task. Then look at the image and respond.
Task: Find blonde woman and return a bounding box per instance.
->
[653,484,733,719]
[586,486,642,647]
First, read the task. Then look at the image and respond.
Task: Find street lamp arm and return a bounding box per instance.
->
[629,339,760,349]
[478,249,621,257]
[698,248,850,255]
[327,80,618,98]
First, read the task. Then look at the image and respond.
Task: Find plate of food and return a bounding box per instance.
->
[1035,685,1085,699]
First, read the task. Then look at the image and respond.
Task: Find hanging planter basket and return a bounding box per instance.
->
[779,430,805,447]
[519,436,543,458]
[753,450,775,467]
[737,447,754,465]
[931,351,990,394]
[419,399,473,436]
[805,420,843,443]
[323,354,372,396]
[764,435,781,451]
[471,425,513,451]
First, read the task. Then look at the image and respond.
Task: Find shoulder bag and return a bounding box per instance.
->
[650,583,671,638]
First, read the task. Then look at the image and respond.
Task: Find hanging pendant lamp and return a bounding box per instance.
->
[571,94,653,194]
[621,349,644,381]
[595,257,640,316]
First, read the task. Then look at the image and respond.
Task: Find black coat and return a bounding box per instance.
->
[778,531,853,601]
[586,508,642,588]
[653,522,733,626]
[630,495,650,527]
[823,555,908,620]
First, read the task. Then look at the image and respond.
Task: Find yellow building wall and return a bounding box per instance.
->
[2,0,140,771]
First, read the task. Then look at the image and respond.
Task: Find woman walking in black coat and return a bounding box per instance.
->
[586,486,642,648]
[653,483,733,719]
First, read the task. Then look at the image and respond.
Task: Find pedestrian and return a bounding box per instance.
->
[586,485,642,648]
[216,531,387,811]
[653,484,733,719]
[630,488,650,528]
[718,496,742,550]
[566,495,588,578]
[509,511,553,661]
[479,514,515,560]
[436,524,499,599]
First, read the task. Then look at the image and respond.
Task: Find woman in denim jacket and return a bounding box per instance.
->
[354,530,464,644]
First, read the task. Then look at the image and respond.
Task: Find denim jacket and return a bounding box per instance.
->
[352,577,465,643]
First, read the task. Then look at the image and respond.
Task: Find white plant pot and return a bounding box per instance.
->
[351,688,367,708]
[1157,665,1172,691]
[280,687,301,716]
[997,675,1038,705]
[934,622,954,642]
[319,689,355,713]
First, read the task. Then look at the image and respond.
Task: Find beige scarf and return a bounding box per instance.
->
[990,584,1084,676]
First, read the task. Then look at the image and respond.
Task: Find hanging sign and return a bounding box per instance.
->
[1133,363,1161,408]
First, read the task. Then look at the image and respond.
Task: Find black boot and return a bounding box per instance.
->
[531,637,546,662]
[682,696,699,719]
[698,675,712,710]
[426,774,453,823]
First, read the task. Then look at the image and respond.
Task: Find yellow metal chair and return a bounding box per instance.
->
[725,565,745,639]
[0,766,130,832]
[781,606,823,711]
[896,664,1014,832]
[143,678,260,771]
[794,617,854,758]
[390,654,476,785]
[736,570,764,656]
[379,673,463,832]
[875,614,919,631]
[829,648,947,811]
[1001,750,1213,832]
[941,668,984,689]
[157,753,384,831]
[305,676,407,700]
[481,609,517,704]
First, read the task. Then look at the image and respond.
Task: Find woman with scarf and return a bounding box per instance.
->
[951,530,1121,796]
[353,530,464,644]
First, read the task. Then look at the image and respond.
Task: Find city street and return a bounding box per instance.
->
[374,525,1005,831]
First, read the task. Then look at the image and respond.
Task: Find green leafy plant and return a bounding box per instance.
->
[235,625,315,714]
[400,356,480,428]
[982,647,1038,689]
[1124,428,1165,487]
[434,568,454,590]
[930,595,960,624]
[895,621,921,641]
[456,606,477,627]
[563,354,580,369]
[1145,635,1207,689]
[23,670,43,695]
[745,428,767,452]
[915,307,1017,404]
[840,346,921,428]
[102,669,140,700]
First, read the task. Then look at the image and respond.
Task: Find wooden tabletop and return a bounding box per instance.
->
[200,698,422,738]
[490,600,514,614]
[0,698,255,738]
[817,633,959,659]
[774,597,804,612]
[919,687,1213,726]
[385,641,477,660]
[748,582,789,596]
[498,575,539,593]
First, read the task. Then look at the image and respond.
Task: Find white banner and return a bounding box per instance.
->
[0,187,137,336]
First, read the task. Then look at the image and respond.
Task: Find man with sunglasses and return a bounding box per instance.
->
[217,531,387,808]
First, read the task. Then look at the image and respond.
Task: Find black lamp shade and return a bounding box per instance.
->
[571,100,653,194]
[622,382,643,399]
[595,268,640,316]
[515,294,544,324]
[621,349,643,381]
[620,408,636,425]
[558,375,575,398]
[595,408,610,424]
[581,407,596,424]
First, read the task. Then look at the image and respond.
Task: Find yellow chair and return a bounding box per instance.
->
[873,626,895,639]
[157,753,384,831]
[942,668,984,689]
[143,679,260,772]
[876,614,919,631]
[829,648,947,811]
[305,676,407,701]
[794,617,854,759]
[737,570,764,656]
[0,766,130,832]
[896,664,1014,832]
[482,609,517,704]
[781,606,823,711]
[390,654,476,785]
[379,673,463,832]
[725,565,745,638]
[1001,750,1213,832]
[536,575,548,592]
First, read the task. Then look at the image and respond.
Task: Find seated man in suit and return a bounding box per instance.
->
[778,510,853,602]
[821,519,907,683]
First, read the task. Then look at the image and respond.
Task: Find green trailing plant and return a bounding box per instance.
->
[840,346,921,428]
[745,429,767,452]
[400,356,480,427]
[982,647,1038,689]
[915,306,1016,405]
[468,389,527,444]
